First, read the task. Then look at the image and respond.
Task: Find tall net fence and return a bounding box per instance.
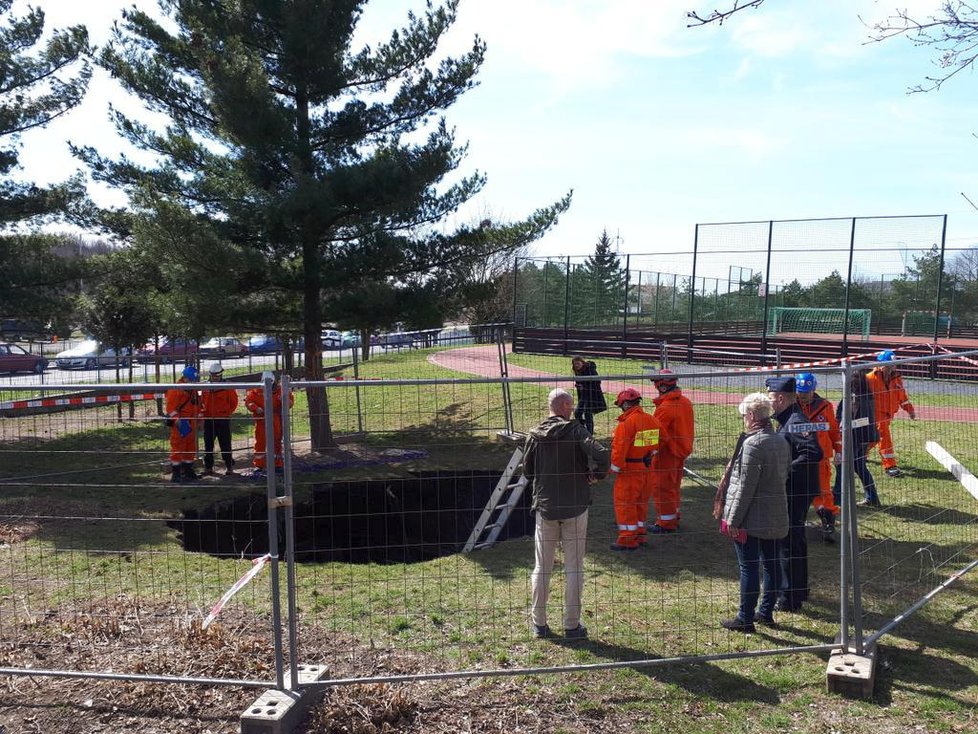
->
[3,345,974,692]
[515,215,971,348]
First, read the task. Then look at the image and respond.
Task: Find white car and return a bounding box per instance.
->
[321,329,342,349]
[55,340,132,370]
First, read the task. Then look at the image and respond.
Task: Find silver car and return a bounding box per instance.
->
[55,340,131,370]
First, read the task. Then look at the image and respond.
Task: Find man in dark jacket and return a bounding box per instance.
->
[765,375,823,613]
[523,388,610,640]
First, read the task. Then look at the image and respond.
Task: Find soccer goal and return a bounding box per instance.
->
[767,307,871,341]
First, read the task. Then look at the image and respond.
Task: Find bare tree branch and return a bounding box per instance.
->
[687,0,766,27]
[866,2,978,92]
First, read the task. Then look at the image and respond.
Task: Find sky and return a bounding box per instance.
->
[13,0,978,286]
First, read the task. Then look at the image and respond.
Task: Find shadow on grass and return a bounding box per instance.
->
[550,636,781,703]
[880,502,978,525]
[863,601,978,705]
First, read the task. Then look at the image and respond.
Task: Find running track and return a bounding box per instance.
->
[428,346,976,423]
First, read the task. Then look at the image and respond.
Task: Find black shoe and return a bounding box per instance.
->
[225,467,236,476]
[201,468,217,477]
[755,614,777,628]
[532,623,552,639]
[170,469,183,484]
[182,464,200,481]
[648,525,677,535]
[564,624,588,640]
[857,497,881,508]
[822,526,836,544]
[774,599,801,613]
[720,617,755,633]
[885,467,903,478]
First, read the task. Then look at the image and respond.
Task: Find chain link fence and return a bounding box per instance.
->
[1,344,975,698]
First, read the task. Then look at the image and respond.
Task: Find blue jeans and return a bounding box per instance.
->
[833,442,878,505]
[734,535,780,623]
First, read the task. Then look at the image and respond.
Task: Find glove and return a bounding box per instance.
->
[177,418,192,437]
[908,408,917,420]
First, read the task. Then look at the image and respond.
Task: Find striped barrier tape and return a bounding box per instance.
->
[202,553,272,629]
[736,346,910,375]
[0,391,165,411]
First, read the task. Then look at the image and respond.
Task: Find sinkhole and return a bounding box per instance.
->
[169,470,532,564]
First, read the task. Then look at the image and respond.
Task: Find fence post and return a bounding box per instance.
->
[842,217,856,357]
[760,220,774,365]
[280,375,299,690]
[262,374,286,690]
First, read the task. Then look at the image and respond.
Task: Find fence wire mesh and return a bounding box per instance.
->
[1,344,976,689]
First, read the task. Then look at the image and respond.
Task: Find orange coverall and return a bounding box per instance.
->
[866,367,914,470]
[244,386,294,469]
[610,405,663,548]
[799,394,842,516]
[165,383,200,465]
[649,389,694,531]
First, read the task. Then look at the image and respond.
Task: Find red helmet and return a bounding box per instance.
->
[651,368,677,385]
[615,387,642,406]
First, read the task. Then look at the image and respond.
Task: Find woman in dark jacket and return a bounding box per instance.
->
[833,370,881,508]
[571,356,606,435]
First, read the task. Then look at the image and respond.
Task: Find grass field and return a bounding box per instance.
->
[0,345,976,732]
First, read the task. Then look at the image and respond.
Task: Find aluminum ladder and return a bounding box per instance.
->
[463,438,528,552]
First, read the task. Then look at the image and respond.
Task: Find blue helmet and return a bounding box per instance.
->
[795,372,817,393]
[877,350,895,362]
[182,365,199,381]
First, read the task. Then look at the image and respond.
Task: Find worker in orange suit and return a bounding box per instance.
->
[165,365,201,483]
[244,371,294,474]
[795,373,842,543]
[201,362,239,476]
[647,369,694,534]
[609,388,663,551]
[866,350,916,477]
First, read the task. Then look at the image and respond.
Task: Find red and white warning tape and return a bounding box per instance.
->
[0,391,165,411]
[203,553,272,629]
[737,347,902,375]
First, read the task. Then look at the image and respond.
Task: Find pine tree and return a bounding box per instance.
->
[573,229,625,327]
[0,0,89,228]
[78,0,568,450]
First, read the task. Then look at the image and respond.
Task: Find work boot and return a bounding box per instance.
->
[201,466,217,477]
[182,462,200,481]
[224,459,235,476]
[170,467,183,484]
[885,467,903,478]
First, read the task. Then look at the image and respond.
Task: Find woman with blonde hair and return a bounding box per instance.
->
[716,392,791,632]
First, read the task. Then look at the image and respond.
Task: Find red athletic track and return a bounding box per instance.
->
[428,346,976,423]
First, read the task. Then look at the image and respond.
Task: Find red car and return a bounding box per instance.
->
[137,338,200,363]
[0,342,48,374]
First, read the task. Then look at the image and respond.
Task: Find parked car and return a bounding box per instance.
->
[137,338,200,363]
[55,340,131,370]
[321,329,342,349]
[340,330,361,348]
[199,336,248,359]
[246,335,304,355]
[437,325,474,345]
[374,331,416,349]
[0,317,48,341]
[0,342,47,374]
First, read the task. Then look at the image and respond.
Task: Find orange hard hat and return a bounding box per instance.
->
[615,387,642,406]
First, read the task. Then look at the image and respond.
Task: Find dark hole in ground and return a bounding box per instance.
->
[168,470,532,564]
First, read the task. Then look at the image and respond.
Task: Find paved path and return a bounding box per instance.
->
[428,346,975,422]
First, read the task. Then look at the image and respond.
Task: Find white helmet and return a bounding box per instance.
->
[208,362,224,374]
[261,371,275,383]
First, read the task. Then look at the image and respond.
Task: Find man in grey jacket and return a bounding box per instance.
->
[523,388,610,640]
